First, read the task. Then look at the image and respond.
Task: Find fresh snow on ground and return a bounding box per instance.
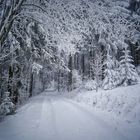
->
[0,84,140,140]
[72,84,140,123]
[63,84,140,140]
[0,91,135,140]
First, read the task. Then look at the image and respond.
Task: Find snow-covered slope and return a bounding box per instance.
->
[63,84,140,140]
[72,84,140,123]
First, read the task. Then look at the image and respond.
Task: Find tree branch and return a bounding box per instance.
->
[22,4,48,14]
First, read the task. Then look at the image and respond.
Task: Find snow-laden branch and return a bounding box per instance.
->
[22,4,48,14]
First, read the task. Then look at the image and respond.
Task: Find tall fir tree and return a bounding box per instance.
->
[102,45,121,90]
[120,47,138,86]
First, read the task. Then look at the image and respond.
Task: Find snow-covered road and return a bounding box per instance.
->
[0,92,128,140]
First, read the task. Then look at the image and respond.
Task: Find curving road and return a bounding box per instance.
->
[0,92,128,140]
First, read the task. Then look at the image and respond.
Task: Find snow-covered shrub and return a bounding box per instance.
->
[0,92,15,115]
[84,80,97,91]
[72,70,82,89]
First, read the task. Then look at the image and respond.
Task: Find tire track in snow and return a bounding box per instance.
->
[37,94,60,140]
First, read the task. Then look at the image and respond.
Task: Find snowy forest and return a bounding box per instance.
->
[0,0,140,140]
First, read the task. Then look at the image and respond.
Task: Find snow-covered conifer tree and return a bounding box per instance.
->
[120,46,138,86]
[102,45,114,90]
[102,44,121,90]
[91,48,103,92]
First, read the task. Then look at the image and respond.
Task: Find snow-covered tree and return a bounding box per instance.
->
[72,70,82,89]
[120,46,138,86]
[102,45,114,90]
[102,44,121,90]
[0,92,15,115]
[67,54,73,91]
[91,48,103,92]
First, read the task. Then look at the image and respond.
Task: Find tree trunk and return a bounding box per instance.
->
[29,73,34,97]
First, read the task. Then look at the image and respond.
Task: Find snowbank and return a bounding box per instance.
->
[59,84,140,139]
[69,84,140,123]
